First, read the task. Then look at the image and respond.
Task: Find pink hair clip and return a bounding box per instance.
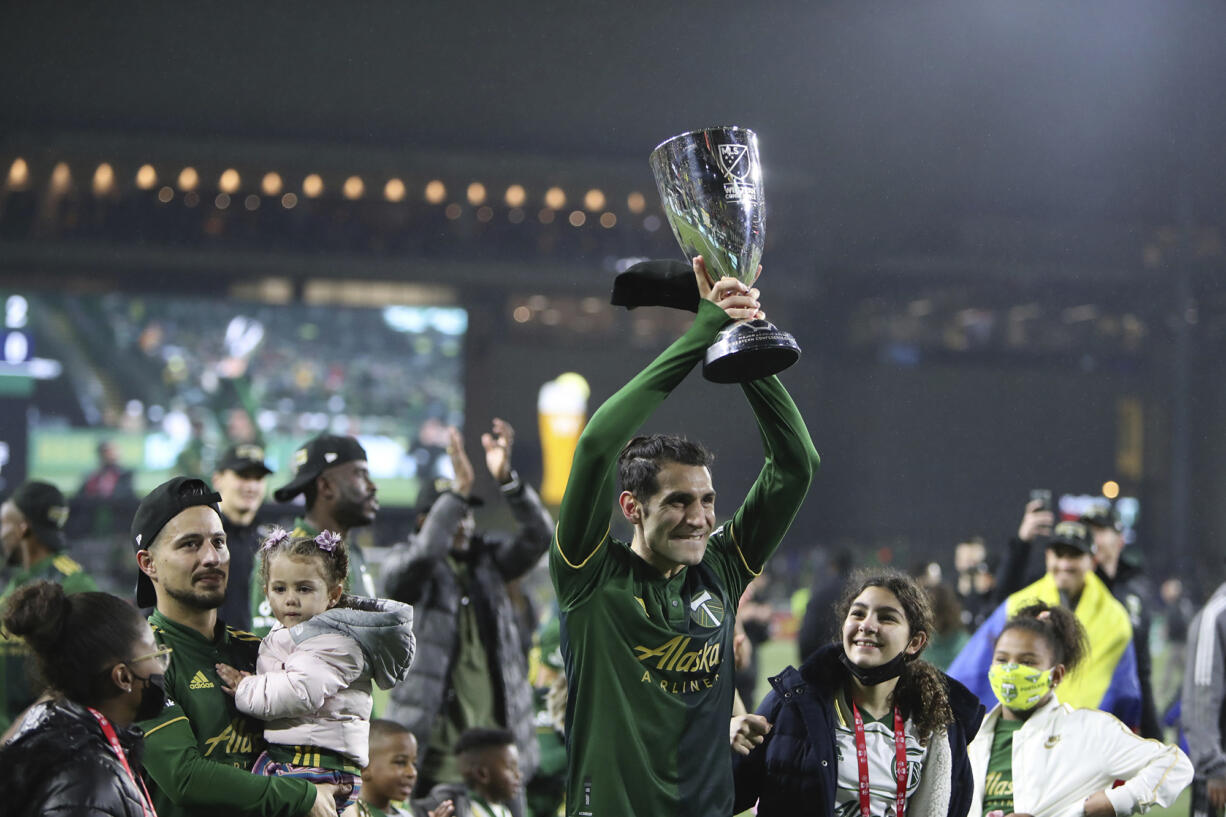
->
[261,527,291,551]
[315,530,342,553]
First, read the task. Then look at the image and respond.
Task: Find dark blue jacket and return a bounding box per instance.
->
[732,643,985,817]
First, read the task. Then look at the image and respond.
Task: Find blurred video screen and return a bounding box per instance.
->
[1,291,467,506]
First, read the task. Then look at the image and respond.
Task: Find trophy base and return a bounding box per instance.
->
[702,319,801,384]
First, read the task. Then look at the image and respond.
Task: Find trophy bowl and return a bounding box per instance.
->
[649,126,800,384]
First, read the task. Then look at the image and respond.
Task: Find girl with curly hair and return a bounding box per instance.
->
[733,569,985,816]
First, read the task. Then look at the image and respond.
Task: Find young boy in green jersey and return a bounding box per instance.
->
[343,720,453,817]
[415,728,521,817]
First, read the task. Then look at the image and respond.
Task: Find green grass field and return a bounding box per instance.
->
[746,640,1191,817]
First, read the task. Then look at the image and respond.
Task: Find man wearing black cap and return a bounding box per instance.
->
[212,442,273,632]
[250,433,378,635]
[0,480,96,732]
[381,419,552,805]
[1082,504,1162,739]
[132,476,337,817]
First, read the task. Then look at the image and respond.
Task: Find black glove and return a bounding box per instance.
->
[610,259,701,313]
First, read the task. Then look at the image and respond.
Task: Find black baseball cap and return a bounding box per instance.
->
[1048,520,1093,554]
[273,434,368,503]
[9,480,69,551]
[1079,504,1120,531]
[215,443,274,477]
[131,477,222,607]
[414,475,484,517]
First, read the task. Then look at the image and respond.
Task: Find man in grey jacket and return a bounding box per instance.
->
[1185,579,1226,817]
[380,419,551,814]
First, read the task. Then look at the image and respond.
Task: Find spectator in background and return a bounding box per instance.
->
[949,518,1142,726]
[925,582,970,671]
[0,480,96,732]
[252,434,379,635]
[0,582,167,817]
[213,442,273,632]
[381,420,551,812]
[953,536,997,632]
[798,548,853,663]
[79,440,135,499]
[415,728,522,817]
[735,574,773,710]
[1157,576,1198,717]
[993,497,1056,599]
[1183,579,1226,817]
[1081,504,1162,739]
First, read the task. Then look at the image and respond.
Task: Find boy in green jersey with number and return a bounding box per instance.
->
[132,476,339,817]
[550,258,819,817]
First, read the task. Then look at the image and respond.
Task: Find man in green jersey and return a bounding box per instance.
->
[133,476,338,817]
[0,479,96,732]
[550,260,819,817]
[250,434,378,635]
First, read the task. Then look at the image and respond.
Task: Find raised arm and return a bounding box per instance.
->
[728,373,819,573]
[553,298,730,567]
[480,418,554,577]
[381,428,476,603]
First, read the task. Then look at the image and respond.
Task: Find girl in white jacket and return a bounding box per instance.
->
[971,602,1191,817]
[216,528,416,812]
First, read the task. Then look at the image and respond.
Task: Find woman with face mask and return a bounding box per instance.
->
[732,570,985,816]
[0,580,168,817]
[971,602,1192,817]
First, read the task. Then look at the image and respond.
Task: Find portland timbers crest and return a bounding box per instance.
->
[689,589,725,628]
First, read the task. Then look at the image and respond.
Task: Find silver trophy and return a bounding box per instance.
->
[649,126,800,383]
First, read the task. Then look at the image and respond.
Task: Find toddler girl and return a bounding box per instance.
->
[216,527,415,811]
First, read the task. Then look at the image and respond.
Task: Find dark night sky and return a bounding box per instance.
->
[6,0,1226,223]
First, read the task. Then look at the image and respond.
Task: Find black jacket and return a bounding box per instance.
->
[733,643,984,817]
[0,698,149,817]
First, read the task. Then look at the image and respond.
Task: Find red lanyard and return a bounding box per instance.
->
[851,702,908,817]
[87,707,158,817]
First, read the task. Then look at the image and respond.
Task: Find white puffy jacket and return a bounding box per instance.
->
[969,693,1192,817]
[234,598,415,767]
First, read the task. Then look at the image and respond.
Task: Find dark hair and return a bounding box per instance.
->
[617,434,713,500]
[835,569,953,744]
[259,530,350,598]
[368,718,413,745]
[926,583,964,636]
[455,727,514,756]
[996,601,1088,673]
[2,582,147,706]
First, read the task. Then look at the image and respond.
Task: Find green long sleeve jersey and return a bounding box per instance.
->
[549,299,819,817]
[139,609,316,817]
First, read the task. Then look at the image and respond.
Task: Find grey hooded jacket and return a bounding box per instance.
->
[380,483,552,784]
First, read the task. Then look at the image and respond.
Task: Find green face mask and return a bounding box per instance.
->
[988,662,1053,710]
